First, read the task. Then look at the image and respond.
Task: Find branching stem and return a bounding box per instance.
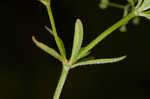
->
[46,6,66,60]
[53,65,70,99]
[78,12,135,60]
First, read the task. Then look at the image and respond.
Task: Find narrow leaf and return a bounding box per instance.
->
[32,36,63,62]
[135,0,143,9]
[138,0,150,11]
[58,38,67,60]
[74,13,134,64]
[77,51,91,61]
[70,19,84,63]
[127,0,135,6]
[45,25,53,35]
[39,0,51,6]
[71,56,127,69]
[46,6,67,60]
[75,47,91,62]
[78,56,95,62]
[144,10,150,14]
[141,13,150,20]
[144,15,150,20]
[45,26,67,59]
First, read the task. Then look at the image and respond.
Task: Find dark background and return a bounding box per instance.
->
[0,0,150,99]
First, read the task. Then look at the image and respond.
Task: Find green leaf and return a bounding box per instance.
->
[143,10,150,14]
[138,0,150,11]
[71,56,127,68]
[75,47,91,62]
[45,25,53,35]
[135,0,143,9]
[46,6,67,60]
[144,14,150,20]
[138,10,150,20]
[127,0,135,6]
[77,56,95,62]
[32,36,63,62]
[45,26,67,60]
[39,0,51,6]
[74,13,134,64]
[141,13,150,20]
[70,19,84,63]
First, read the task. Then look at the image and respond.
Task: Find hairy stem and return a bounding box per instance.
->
[53,65,70,99]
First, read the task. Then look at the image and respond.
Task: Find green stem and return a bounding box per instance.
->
[53,65,70,99]
[46,6,66,60]
[78,12,135,60]
[108,2,125,9]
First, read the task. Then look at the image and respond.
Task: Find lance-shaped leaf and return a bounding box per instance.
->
[32,36,63,62]
[127,0,135,6]
[140,13,150,20]
[138,0,150,12]
[39,0,51,6]
[74,47,91,62]
[45,25,53,35]
[44,3,67,60]
[135,0,143,9]
[71,56,127,69]
[70,19,84,63]
[45,26,67,57]
[144,10,150,14]
[139,10,150,20]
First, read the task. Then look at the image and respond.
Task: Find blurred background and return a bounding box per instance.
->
[0,0,150,99]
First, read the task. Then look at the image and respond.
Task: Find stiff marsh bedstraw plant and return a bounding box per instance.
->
[32,0,150,99]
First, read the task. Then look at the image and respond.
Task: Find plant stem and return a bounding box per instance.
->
[78,12,135,60]
[108,2,125,9]
[46,6,66,60]
[53,65,70,99]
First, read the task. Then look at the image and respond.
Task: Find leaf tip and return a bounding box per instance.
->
[32,36,40,48]
[76,18,83,25]
[32,36,36,42]
[120,55,127,61]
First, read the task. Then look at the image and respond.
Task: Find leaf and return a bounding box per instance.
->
[39,0,51,6]
[135,0,143,10]
[141,13,150,20]
[127,0,135,6]
[78,56,95,62]
[138,0,150,11]
[71,56,127,69]
[75,47,91,61]
[138,10,150,20]
[32,36,63,62]
[45,26,67,60]
[44,2,67,60]
[58,38,67,60]
[45,25,53,35]
[144,14,150,20]
[143,10,150,14]
[70,19,84,63]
